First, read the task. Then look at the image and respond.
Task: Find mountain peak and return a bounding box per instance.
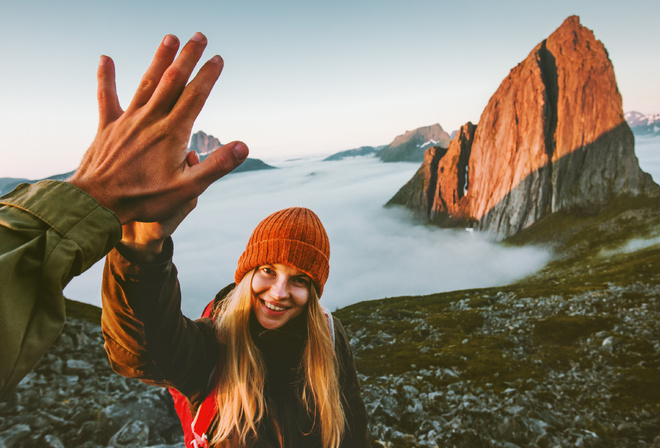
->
[626,111,660,135]
[188,130,222,156]
[388,16,659,239]
[379,124,451,163]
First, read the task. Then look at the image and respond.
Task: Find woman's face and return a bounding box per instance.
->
[251,263,311,329]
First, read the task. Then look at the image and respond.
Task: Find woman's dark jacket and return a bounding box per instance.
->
[101,239,370,447]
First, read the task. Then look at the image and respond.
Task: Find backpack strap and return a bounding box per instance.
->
[169,295,220,448]
[189,388,218,448]
[322,306,335,346]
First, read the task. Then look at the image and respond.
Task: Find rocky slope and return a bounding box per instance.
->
[1,196,658,448]
[0,303,184,448]
[388,16,659,240]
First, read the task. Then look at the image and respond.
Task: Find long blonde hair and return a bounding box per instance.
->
[210,270,346,447]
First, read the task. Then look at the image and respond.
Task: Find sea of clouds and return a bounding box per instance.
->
[64,157,551,316]
[635,134,660,183]
[63,138,659,317]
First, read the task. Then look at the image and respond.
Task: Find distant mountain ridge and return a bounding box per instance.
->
[379,123,451,162]
[387,16,659,240]
[0,171,74,196]
[323,146,382,161]
[325,124,451,162]
[625,111,660,136]
[188,130,222,156]
[0,131,274,195]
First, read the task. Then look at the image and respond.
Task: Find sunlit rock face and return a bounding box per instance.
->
[389,15,659,240]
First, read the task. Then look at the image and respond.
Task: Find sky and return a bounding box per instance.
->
[1,0,659,179]
[63,157,553,315]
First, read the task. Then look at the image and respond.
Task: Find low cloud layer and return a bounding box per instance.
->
[66,157,553,316]
[635,135,660,182]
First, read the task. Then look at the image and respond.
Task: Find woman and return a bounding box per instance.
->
[102,206,370,447]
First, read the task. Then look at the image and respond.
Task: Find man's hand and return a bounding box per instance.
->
[69,32,248,224]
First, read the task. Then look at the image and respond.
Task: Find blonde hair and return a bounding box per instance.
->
[210,270,345,448]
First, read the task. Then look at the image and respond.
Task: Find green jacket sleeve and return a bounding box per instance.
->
[0,180,121,398]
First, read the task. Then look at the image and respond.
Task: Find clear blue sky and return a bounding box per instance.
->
[1,0,658,178]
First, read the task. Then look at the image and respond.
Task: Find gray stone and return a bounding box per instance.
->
[108,420,149,448]
[65,359,94,375]
[43,434,65,448]
[0,424,31,448]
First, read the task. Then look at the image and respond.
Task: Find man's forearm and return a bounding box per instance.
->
[0,180,121,398]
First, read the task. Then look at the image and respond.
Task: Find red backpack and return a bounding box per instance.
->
[169,298,335,448]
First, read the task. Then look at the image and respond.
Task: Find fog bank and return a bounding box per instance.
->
[65,157,552,316]
[635,135,660,182]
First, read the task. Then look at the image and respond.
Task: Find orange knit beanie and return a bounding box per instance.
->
[235,207,331,297]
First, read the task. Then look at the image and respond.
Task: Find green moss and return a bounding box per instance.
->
[427,310,484,336]
[532,315,617,346]
[611,367,660,411]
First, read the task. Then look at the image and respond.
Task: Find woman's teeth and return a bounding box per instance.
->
[264,301,286,312]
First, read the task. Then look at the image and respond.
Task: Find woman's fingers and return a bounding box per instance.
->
[169,54,224,131]
[129,34,180,110]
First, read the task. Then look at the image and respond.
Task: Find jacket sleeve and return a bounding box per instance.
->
[101,239,220,400]
[0,181,121,399]
[334,317,372,447]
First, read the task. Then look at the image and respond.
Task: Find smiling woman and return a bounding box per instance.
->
[101,206,370,447]
[252,264,312,329]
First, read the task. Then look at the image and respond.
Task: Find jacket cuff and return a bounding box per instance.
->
[110,237,175,279]
[0,180,122,272]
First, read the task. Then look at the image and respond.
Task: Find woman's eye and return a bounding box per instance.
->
[293,277,310,287]
[261,267,274,275]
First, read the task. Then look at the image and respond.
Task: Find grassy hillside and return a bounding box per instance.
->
[335,194,660,445]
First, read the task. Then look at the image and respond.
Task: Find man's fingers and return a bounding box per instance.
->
[169,55,224,130]
[149,32,209,113]
[129,34,180,110]
[189,141,249,189]
[97,55,122,126]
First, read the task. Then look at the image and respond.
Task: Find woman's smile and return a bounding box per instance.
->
[252,264,311,329]
[262,300,287,312]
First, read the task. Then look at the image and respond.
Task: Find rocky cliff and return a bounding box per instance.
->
[388,16,659,239]
[379,124,451,163]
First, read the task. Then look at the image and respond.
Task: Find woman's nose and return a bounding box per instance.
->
[269,277,289,299]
